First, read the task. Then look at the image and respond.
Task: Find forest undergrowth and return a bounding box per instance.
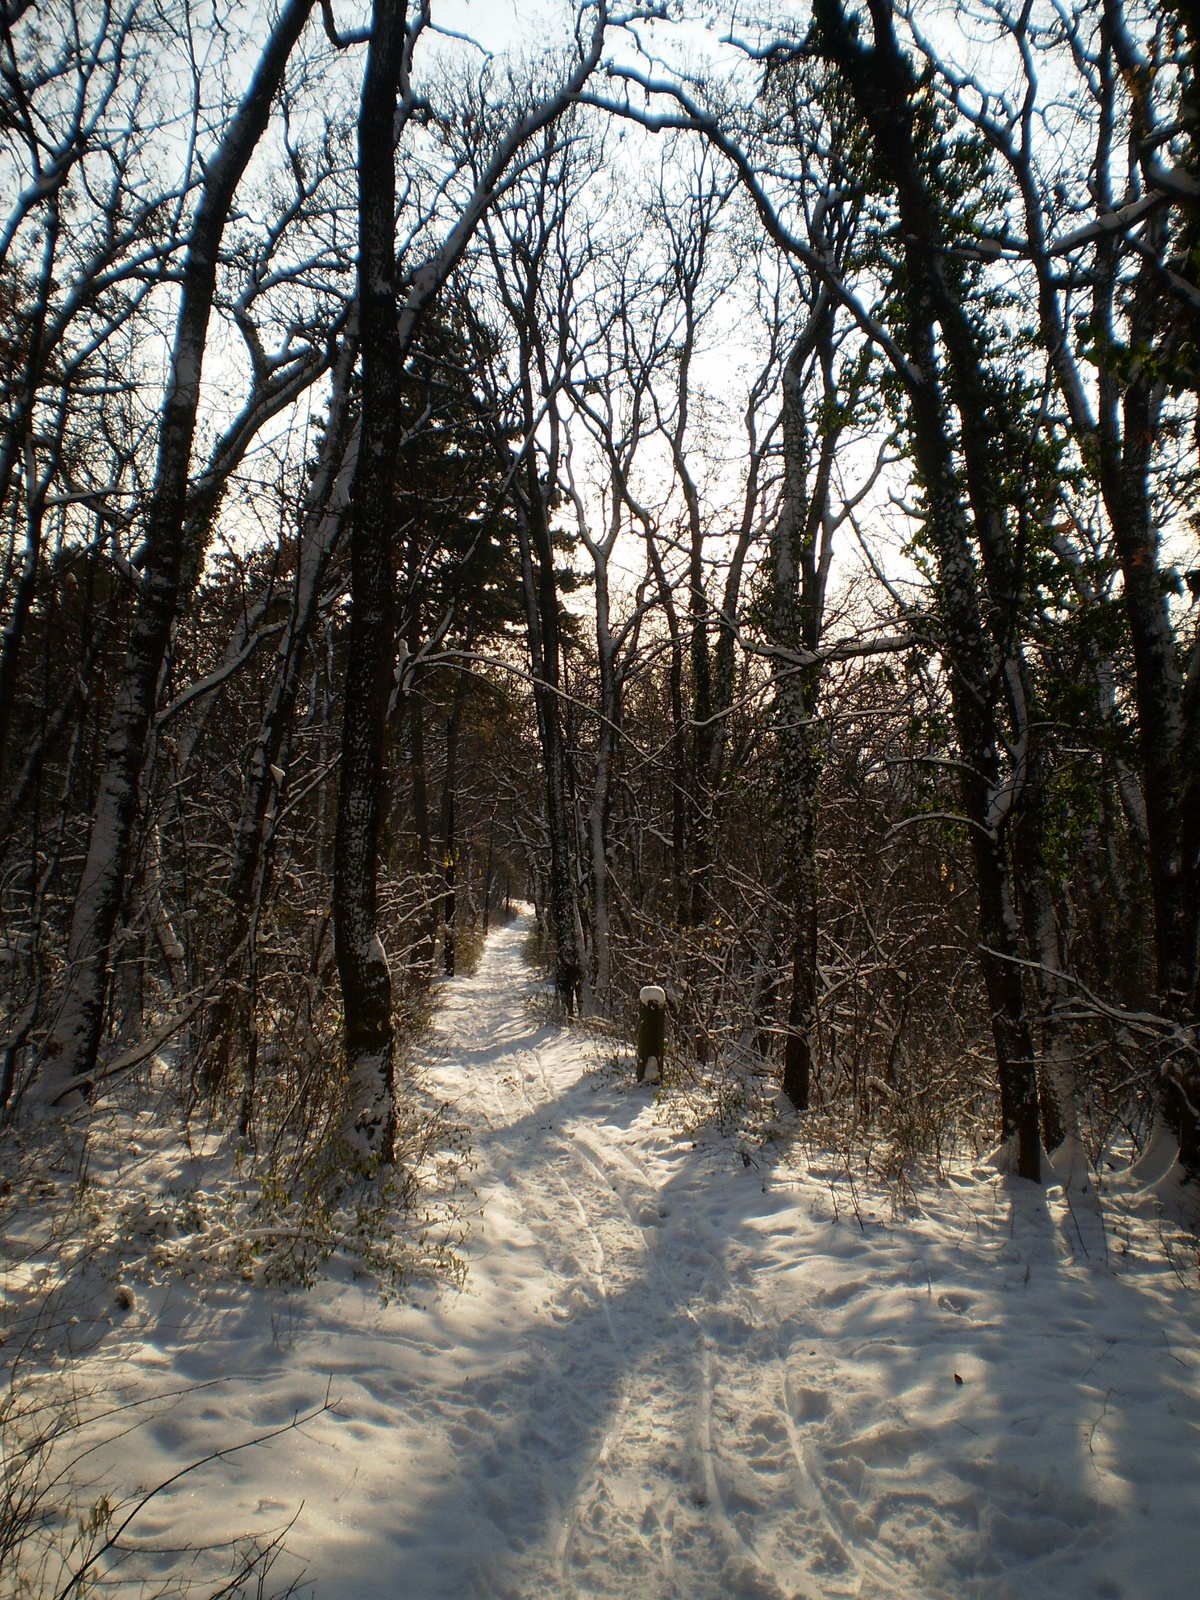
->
[0,941,480,1599]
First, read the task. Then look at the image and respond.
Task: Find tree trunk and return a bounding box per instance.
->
[687,503,713,927]
[779,749,819,1111]
[407,668,437,973]
[34,0,315,1106]
[816,0,1041,1179]
[205,316,359,1089]
[0,194,61,788]
[1103,294,1200,1153]
[707,436,764,801]
[513,474,582,1011]
[560,649,592,1014]
[771,311,834,1111]
[643,527,688,925]
[439,683,465,977]
[588,593,619,998]
[1004,16,1200,1162]
[482,799,496,936]
[333,0,409,1161]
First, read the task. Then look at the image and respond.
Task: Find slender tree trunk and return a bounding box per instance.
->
[778,728,819,1111]
[0,597,114,866]
[643,529,688,924]
[513,475,582,1011]
[1104,314,1200,1150]
[687,507,713,927]
[408,669,437,972]
[771,312,834,1111]
[205,318,359,1088]
[407,659,438,972]
[34,0,315,1106]
[817,0,1041,1179]
[0,470,50,790]
[225,324,359,917]
[482,799,496,936]
[560,649,592,1014]
[238,721,293,1142]
[1015,798,1081,1166]
[663,241,714,927]
[707,443,762,799]
[588,591,619,997]
[439,683,465,977]
[333,0,408,1160]
[0,195,61,787]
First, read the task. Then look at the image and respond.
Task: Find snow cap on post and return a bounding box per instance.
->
[637,984,666,1083]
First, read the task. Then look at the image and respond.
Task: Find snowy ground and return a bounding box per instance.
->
[6,913,1200,1599]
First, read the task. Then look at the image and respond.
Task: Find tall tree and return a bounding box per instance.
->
[477,120,593,1011]
[34,0,318,1107]
[334,3,613,1149]
[811,0,1044,1175]
[332,0,410,1157]
[919,0,1200,1163]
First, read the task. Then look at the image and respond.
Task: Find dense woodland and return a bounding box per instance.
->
[1,0,1198,1193]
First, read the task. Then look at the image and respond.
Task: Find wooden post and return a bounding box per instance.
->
[637,984,666,1083]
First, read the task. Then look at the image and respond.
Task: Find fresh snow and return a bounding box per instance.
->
[8,913,1200,1599]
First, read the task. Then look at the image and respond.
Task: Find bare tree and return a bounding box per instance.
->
[335,2,617,1151]
[914,0,1200,1163]
[34,0,319,1106]
[472,115,597,1013]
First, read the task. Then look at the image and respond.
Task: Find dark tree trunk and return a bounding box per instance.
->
[514,482,582,1011]
[662,224,715,928]
[817,0,1041,1177]
[780,787,819,1111]
[205,317,359,1090]
[1104,269,1200,1158]
[687,506,713,927]
[643,528,688,925]
[333,0,408,1159]
[1001,17,1200,1161]
[408,667,436,973]
[482,799,496,936]
[707,437,764,800]
[0,194,61,788]
[960,0,1200,1162]
[588,558,621,996]
[35,0,315,1106]
[439,684,465,977]
[0,600,114,866]
[771,309,836,1112]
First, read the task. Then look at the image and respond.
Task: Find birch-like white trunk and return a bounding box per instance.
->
[33,0,316,1108]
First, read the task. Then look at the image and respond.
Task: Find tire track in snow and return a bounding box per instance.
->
[696,1335,772,1577]
[560,1103,808,1596]
[463,994,704,1595]
[499,1060,697,1597]
[427,960,657,1594]
[556,1170,620,1348]
[426,918,1136,1600]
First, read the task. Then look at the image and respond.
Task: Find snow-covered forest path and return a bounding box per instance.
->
[74,915,1199,1599]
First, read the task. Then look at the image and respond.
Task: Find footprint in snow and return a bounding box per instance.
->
[937,1291,973,1314]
